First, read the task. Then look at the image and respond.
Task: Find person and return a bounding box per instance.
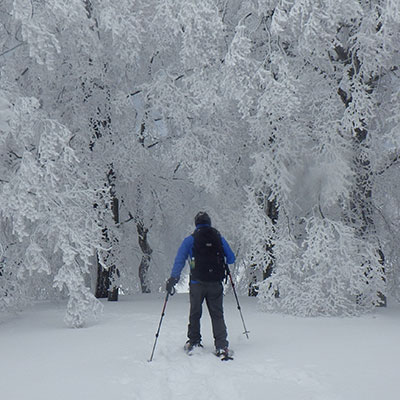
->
[166,211,236,357]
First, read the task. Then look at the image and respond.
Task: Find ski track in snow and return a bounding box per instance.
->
[1,294,399,400]
[112,351,333,400]
[141,353,335,400]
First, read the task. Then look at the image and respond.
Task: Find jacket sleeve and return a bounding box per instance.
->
[221,237,236,264]
[171,235,194,280]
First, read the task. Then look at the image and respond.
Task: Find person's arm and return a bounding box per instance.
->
[170,235,194,280]
[221,237,235,264]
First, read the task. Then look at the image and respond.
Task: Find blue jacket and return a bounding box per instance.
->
[171,224,236,282]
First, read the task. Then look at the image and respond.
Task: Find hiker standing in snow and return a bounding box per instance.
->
[166,211,236,358]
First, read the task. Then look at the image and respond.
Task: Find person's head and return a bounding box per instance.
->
[194,211,211,226]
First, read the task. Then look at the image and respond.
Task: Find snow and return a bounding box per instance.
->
[1,294,399,400]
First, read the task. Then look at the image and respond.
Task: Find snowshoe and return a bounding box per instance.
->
[183,340,203,355]
[215,347,234,361]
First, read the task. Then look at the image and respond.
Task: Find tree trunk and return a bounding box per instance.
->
[137,221,152,293]
[95,254,110,298]
[248,196,279,296]
[108,194,120,301]
[264,197,278,280]
[95,175,120,301]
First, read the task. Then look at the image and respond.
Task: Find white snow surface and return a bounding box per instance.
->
[0,294,399,400]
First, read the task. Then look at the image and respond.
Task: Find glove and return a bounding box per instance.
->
[166,277,178,295]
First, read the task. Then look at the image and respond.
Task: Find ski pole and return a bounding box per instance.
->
[226,267,250,339]
[148,288,175,362]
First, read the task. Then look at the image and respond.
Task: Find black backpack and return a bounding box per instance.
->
[191,226,226,282]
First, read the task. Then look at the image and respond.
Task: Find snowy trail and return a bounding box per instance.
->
[1,294,399,400]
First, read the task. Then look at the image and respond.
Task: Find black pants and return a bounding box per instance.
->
[188,281,228,350]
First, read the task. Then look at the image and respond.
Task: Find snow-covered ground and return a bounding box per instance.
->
[1,293,399,400]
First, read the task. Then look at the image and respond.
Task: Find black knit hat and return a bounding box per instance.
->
[194,211,211,226]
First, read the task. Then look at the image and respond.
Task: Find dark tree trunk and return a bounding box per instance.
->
[137,221,152,293]
[248,264,258,297]
[108,195,120,301]
[248,196,279,296]
[95,255,110,298]
[264,197,278,279]
[95,171,120,301]
[107,273,119,301]
[83,61,120,301]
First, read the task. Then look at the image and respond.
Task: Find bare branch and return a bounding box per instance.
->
[0,42,25,58]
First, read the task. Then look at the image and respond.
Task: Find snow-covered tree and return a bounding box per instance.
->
[230,0,399,315]
[1,0,243,323]
[1,0,400,324]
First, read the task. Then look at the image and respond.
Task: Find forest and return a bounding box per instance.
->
[0,0,400,327]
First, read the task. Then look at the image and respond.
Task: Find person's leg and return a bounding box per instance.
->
[187,283,205,344]
[205,282,228,350]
